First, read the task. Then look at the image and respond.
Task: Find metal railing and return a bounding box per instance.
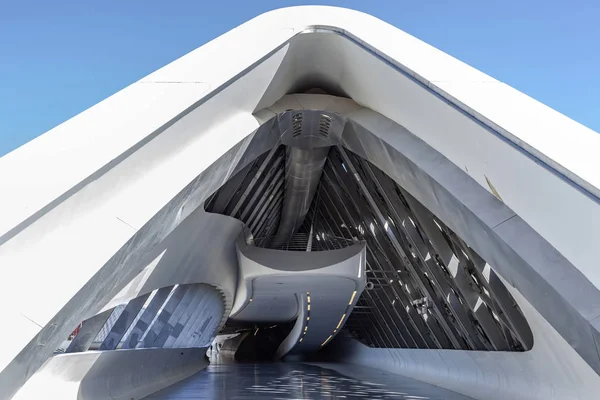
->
[249,233,356,251]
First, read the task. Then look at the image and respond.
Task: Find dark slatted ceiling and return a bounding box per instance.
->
[205,144,533,352]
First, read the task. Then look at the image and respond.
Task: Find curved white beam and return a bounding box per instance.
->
[0,6,599,400]
[233,238,366,358]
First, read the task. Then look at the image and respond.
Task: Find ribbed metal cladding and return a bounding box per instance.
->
[306,146,533,351]
[206,110,348,250]
[205,146,287,240]
[204,109,531,352]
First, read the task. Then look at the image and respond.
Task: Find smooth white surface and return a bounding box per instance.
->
[232,241,366,356]
[1,5,599,399]
[13,348,208,400]
[336,281,600,400]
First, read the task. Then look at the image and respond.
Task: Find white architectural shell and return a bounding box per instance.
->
[1,6,600,400]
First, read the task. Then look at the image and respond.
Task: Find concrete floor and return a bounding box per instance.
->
[143,361,474,399]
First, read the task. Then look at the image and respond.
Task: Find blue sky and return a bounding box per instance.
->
[1,0,599,156]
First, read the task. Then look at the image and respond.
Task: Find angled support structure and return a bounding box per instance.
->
[1,6,600,400]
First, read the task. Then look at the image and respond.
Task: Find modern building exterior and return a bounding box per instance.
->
[1,6,600,400]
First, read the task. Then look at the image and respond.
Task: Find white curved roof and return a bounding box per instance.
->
[1,6,599,241]
[1,6,600,399]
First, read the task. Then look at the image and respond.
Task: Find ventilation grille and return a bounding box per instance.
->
[318,114,332,137]
[292,112,303,137]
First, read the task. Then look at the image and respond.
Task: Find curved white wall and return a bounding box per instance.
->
[333,282,600,400]
[1,6,599,399]
[12,348,208,400]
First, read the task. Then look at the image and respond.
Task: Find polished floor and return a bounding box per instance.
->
[143,361,473,399]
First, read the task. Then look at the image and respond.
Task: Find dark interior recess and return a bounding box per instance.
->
[206,144,533,352]
[235,323,294,362]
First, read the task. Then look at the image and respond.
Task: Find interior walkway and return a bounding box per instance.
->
[143,361,473,399]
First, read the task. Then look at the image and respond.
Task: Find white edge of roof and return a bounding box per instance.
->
[0,5,598,236]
